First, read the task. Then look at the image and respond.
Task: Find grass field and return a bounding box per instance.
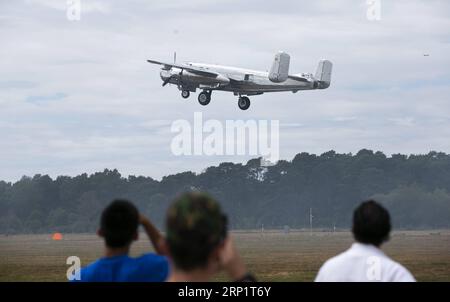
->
[0,230,449,281]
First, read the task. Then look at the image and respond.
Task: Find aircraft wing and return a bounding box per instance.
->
[147,59,220,77]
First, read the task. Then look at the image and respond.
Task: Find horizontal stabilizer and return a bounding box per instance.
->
[287,75,309,83]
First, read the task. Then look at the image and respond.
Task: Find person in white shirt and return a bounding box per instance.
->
[315,200,415,282]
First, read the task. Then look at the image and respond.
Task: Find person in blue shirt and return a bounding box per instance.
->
[74,199,169,282]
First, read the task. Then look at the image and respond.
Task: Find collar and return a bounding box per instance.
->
[350,242,386,257]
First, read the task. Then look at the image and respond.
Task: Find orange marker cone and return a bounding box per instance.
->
[52,232,63,240]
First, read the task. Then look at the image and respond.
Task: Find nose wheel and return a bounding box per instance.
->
[238,96,250,110]
[198,91,211,106]
[181,90,190,99]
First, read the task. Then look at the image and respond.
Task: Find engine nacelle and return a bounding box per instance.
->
[269,51,290,83]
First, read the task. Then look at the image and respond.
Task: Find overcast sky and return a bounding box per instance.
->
[0,0,449,182]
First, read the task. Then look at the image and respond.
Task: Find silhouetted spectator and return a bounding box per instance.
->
[315,200,415,282]
[163,192,255,282]
[74,199,169,282]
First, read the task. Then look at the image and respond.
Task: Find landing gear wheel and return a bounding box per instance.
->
[181,90,190,99]
[238,96,250,110]
[198,91,211,106]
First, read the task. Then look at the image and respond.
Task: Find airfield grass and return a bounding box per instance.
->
[0,230,449,282]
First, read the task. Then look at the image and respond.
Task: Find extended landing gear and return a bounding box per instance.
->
[198,90,211,106]
[238,96,250,110]
[181,90,190,99]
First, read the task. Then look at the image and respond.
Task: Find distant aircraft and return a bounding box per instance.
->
[147,52,332,110]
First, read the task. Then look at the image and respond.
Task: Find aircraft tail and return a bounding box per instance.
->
[269,51,290,83]
[314,60,332,89]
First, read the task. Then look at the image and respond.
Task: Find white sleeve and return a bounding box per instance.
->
[391,264,416,282]
[314,264,327,282]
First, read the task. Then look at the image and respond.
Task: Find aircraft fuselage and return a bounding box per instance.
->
[160,63,315,95]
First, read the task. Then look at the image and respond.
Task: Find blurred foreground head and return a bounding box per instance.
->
[99,199,139,248]
[166,192,228,271]
[352,200,391,247]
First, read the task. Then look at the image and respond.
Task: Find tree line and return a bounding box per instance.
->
[1,149,450,234]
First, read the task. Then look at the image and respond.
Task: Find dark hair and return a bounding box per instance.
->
[100,199,139,248]
[352,200,391,246]
[166,192,228,271]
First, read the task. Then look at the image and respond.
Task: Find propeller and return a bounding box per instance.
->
[161,51,181,87]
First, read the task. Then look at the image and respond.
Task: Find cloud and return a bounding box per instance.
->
[26,92,67,103]
[388,117,415,127]
[0,0,449,181]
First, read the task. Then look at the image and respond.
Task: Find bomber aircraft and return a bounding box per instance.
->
[147,52,332,110]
